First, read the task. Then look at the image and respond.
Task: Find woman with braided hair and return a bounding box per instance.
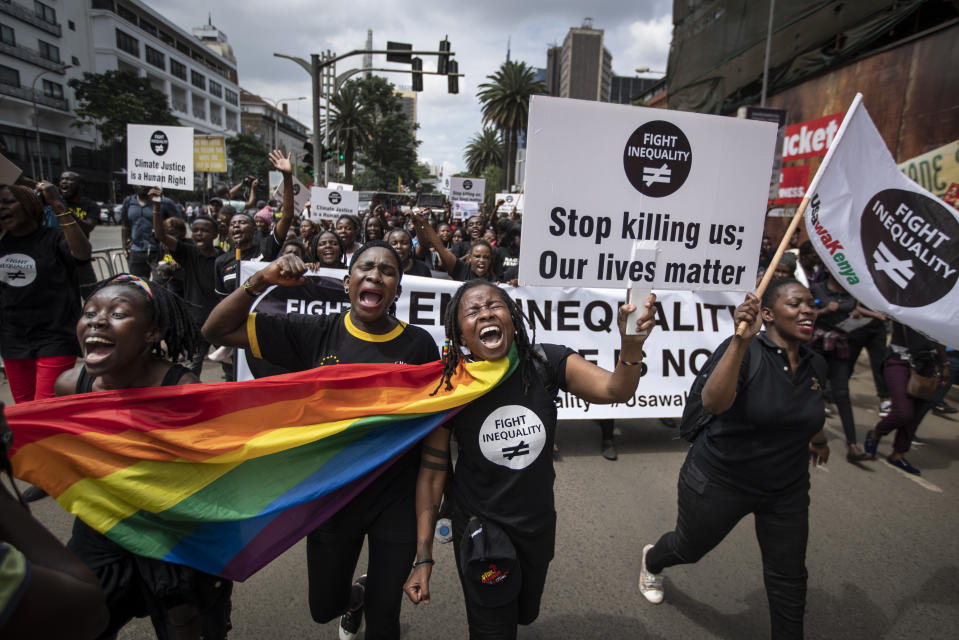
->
[404,280,657,639]
[53,274,233,640]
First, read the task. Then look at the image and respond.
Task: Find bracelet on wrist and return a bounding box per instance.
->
[810,440,827,447]
[242,277,264,298]
[412,558,434,568]
[618,357,642,367]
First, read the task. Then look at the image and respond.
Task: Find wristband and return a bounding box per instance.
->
[810,440,827,447]
[618,358,642,367]
[242,277,264,298]
[412,558,434,568]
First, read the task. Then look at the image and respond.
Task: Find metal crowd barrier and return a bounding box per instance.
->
[89,246,129,281]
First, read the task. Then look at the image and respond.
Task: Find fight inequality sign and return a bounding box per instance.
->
[495,193,525,213]
[272,175,310,215]
[310,186,359,222]
[236,262,742,419]
[127,124,194,189]
[450,177,485,202]
[518,96,778,291]
[805,94,959,348]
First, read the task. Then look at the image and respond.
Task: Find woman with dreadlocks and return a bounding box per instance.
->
[202,241,438,640]
[53,274,233,640]
[403,280,657,639]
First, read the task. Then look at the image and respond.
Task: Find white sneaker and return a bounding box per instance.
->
[878,400,892,418]
[639,544,664,604]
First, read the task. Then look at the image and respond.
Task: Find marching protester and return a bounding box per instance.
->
[0,183,91,403]
[403,280,657,639]
[299,218,319,248]
[1,408,109,640]
[863,321,949,475]
[387,227,432,277]
[335,214,363,262]
[58,171,99,237]
[362,208,387,242]
[56,274,232,639]
[638,280,827,640]
[410,212,496,282]
[202,241,439,640]
[120,185,180,279]
[153,207,223,376]
[809,274,873,462]
[311,230,348,270]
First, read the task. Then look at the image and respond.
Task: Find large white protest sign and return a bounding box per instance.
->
[804,94,959,348]
[236,261,742,418]
[310,187,359,222]
[519,96,778,290]
[452,200,479,220]
[495,193,524,213]
[327,181,354,191]
[450,177,485,203]
[127,124,194,190]
[272,175,310,215]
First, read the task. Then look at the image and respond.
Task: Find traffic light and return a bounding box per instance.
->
[437,38,450,74]
[411,57,423,92]
[323,147,337,161]
[447,60,459,94]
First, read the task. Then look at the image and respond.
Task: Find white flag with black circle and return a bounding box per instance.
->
[805,93,959,348]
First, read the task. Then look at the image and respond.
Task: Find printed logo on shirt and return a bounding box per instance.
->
[810,376,822,391]
[0,253,38,287]
[478,404,546,470]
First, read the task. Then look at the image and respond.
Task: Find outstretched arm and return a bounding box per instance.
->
[410,211,457,274]
[700,294,762,414]
[269,151,295,241]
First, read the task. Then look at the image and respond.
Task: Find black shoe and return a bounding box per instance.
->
[933,401,957,416]
[602,441,618,461]
[22,486,48,502]
[339,575,367,640]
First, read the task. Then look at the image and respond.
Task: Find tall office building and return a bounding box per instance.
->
[394,87,417,134]
[557,20,612,101]
[609,75,660,105]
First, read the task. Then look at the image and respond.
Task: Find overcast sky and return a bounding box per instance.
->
[152,0,673,176]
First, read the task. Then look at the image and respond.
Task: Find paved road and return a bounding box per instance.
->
[8,224,959,638]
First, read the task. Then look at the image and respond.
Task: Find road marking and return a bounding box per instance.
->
[881,458,943,493]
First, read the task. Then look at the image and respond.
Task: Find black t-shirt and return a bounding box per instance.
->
[405,259,432,278]
[214,246,263,296]
[494,245,519,281]
[451,259,493,283]
[694,333,825,494]
[249,311,440,515]
[64,196,100,230]
[809,281,856,331]
[450,240,472,259]
[445,344,573,535]
[260,229,285,261]
[172,241,223,321]
[0,226,82,359]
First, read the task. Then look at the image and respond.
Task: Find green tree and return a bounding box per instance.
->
[350,76,420,190]
[69,70,180,145]
[464,126,503,176]
[328,81,374,183]
[226,133,272,184]
[477,61,546,190]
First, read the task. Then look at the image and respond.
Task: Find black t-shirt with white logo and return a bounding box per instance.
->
[249,311,440,527]
[445,343,573,535]
[213,246,262,296]
[0,226,82,359]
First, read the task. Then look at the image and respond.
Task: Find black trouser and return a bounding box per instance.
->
[305,484,416,640]
[451,504,556,640]
[599,419,614,440]
[824,350,858,445]
[127,249,163,279]
[647,459,809,640]
[848,320,889,399]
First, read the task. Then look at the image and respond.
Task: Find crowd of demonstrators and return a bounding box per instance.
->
[0,182,91,403]
[56,274,233,639]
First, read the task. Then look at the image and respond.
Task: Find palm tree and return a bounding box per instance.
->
[464,127,503,176]
[328,81,374,183]
[477,61,546,190]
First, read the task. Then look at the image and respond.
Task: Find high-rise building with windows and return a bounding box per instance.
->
[545,20,612,102]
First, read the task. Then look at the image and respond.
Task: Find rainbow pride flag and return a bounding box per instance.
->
[7,348,517,581]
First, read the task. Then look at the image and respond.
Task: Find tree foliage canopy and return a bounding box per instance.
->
[69,71,179,144]
[226,133,272,184]
[464,126,503,176]
[350,76,420,191]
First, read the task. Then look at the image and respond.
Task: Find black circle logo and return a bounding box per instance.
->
[150,131,169,156]
[292,183,301,196]
[623,121,692,197]
[506,195,513,203]
[463,179,473,190]
[860,188,959,307]
[328,191,341,205]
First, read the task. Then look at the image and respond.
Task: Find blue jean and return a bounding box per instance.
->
[647,457,809,640]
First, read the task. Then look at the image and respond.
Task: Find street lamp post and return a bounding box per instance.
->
[31,65,71,180]
[634,67,666,75]
[267,96,306,154]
